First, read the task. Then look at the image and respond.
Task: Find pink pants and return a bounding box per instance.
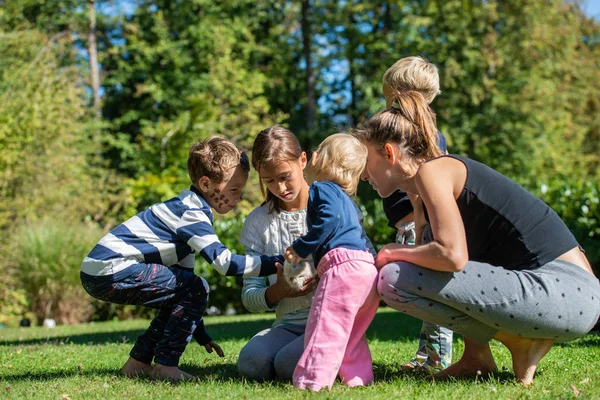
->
[292,248,380,391]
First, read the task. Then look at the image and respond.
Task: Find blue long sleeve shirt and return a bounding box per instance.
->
[291,181,368,266]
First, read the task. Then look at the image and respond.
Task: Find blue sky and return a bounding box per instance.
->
[583,0,600,19]
[104,1,600,20]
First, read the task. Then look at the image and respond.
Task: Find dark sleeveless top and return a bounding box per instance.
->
[423,155,579,270]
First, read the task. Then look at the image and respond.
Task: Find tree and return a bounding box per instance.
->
[0,29,119,229]
[417,0,599,187]
[88,0,102,118]
[302,0,316,131]
[100,1,287,211]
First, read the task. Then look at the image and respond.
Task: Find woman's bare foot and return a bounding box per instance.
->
[494,331,554,386]
[121,357,153,378]
[434,338,497,380]
[152,363,196,382]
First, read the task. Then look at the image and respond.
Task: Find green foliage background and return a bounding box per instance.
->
[0,0,598,325]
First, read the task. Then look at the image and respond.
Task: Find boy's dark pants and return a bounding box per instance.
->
[81,263,209,366]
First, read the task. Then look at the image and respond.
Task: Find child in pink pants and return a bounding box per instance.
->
[285,134,379,391]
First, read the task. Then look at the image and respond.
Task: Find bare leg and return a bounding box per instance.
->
[494,331,554,386]
[434,337,497,380]
[152,363,196,382]
[121,357,153,378]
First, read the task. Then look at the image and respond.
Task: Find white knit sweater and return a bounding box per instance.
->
[240,204,312,327]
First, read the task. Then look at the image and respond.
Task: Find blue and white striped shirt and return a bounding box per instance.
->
[81,186,280,277]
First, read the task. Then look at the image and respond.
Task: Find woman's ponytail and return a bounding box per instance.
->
[352,90,442,159]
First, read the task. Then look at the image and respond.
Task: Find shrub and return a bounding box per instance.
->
[90,302,155,322]
[12,219,104,325]
[0,271,32,327]
[538,179,600,272]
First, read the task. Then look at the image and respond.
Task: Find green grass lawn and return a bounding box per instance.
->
[1,308,599,399]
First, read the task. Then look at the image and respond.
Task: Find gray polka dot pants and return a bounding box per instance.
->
[378,259,600,344]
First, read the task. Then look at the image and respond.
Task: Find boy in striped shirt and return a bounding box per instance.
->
[80,137,281,382]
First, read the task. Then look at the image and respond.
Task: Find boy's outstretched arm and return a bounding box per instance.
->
[177,209,282,277]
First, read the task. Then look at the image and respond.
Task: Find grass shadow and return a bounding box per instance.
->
[205,308,424,342]
[367,309,423,341]
[0,308,423,347]
[2,359,267,385]
[180,361,303,388]
[0,327,147,347]
[428,370,519,386]
[4,307,598,370]
[180,361,254,383]
[2,367,123,383]
[0,317,277,347]
[372,360,519,385]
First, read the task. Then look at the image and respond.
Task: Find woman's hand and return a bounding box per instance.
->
[375,245,392,269]
[203,340,224,357]
[375,243,410,269]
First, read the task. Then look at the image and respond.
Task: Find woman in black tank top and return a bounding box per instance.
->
[351,90,599,386]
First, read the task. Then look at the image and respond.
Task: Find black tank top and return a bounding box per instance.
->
[423,155,579,270]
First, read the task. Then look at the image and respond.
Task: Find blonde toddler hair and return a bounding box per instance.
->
[188,136,250,185]
[311,133,367,196]
[382,56,440,104]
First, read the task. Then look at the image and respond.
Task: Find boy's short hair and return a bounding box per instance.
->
[312,133,367,196]
[382,56,440,104]
[188,137,250,184]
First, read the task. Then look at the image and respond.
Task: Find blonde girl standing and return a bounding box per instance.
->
[285,134,380,392]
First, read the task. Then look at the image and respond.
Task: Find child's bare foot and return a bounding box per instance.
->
[121,357,153,378]
[434,338,497,380]
[494,331,554,386]
[152,363,196,382]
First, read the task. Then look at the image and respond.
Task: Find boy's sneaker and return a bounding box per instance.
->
[401,358,445,374]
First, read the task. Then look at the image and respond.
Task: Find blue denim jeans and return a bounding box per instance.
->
[81,263,210,366]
